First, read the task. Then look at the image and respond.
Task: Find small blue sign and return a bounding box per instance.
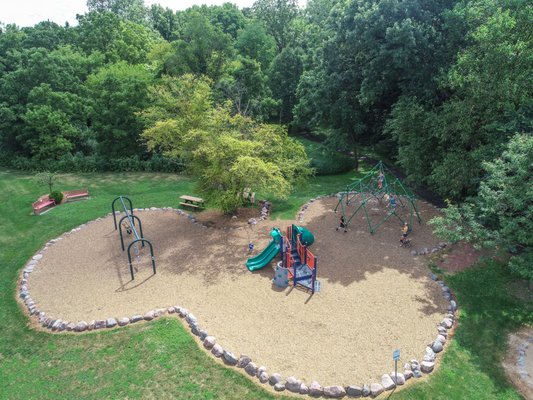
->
[393,349,400,361]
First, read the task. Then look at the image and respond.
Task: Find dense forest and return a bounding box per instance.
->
[1,0,531,276]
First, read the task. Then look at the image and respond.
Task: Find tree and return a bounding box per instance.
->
[152,13,232,80]
[430,134,533,280]
[141,75,311,213]
[86,62,153,158]
[86,0,148,25]
[235,21,276,69]
[269,46,303,124]
[252,0,299,52]
[34,171,59,194]
[216,56,277,121]
[75,11,157,64]
[387,0,532,199]
[148,4,178,41]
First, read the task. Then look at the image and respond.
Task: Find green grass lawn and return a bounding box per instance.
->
[0,168,531,399]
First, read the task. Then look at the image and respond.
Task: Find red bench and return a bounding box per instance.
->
[64,189,90,202]
[32,195,56,215]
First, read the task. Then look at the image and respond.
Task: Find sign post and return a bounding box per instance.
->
[393,349,400,381]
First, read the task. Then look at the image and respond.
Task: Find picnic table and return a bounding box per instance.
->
[179,195,205,209]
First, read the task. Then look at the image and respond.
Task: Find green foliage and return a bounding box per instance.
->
[269,46,304,124]
[152,12,232,80]
[388,0,533,199]
[235,21,276,69]
[430,134,533,280]
[75,11,157,64]
[297,137,352,175]
[86,62,153,158]
[252,0,299,52]
[141,74,312,213]
[216,56,277,121]
[49,190,64,204]
[34,170,58,193]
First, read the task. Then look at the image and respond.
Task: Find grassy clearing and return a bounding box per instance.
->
[0,168,531,399]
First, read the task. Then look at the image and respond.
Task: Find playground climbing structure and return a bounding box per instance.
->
[334,161,421,234]
[282,225,318,294]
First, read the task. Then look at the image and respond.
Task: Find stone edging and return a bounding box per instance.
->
[18,205,457,398]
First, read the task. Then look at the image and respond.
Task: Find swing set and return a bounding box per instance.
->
[111,196,156,280]
[334,161,421,234]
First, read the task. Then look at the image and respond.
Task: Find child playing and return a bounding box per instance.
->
[336,216,347,232]
[248,241,254,254]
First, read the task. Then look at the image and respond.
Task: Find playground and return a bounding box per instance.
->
[26,195,448,387]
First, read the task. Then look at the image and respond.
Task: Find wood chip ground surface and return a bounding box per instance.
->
[28,197,448,385]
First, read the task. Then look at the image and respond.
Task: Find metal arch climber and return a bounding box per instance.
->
[111,196,156,280]
[334,161,421,234]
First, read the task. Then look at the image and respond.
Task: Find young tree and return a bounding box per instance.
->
[141,75,311,213]
[34,171,58,194]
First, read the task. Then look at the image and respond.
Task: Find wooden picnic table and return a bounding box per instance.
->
[179,195,205,209]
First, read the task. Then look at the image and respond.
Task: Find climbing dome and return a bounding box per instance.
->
[334,161,421,234]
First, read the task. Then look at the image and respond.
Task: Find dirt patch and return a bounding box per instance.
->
[194,206,260,229]
[27,197,448,386]
[503,327,533,400]
[435,241,491,273]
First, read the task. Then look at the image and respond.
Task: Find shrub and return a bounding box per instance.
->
[49,191,64,204]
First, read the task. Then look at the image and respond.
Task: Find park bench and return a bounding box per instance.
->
[32,195,56,215]
[179,195,205,209]
[64,188,90,202]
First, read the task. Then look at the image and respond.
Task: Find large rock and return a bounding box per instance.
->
[424,347,436,362]
[237,355,251,368]
[450,300,457,312]
[274,383,285,392]
[118,317,130,326]
[432,340,444,353]
[299,383,309,395]
[259,371,269,384]
[211,344,223,357]
[143,311,155,321]
[269,373,282,385]
[74,321,88,332]
[95,320,106,329]
[441,318,453,329]
[324,385,346,398]
[381,374,396,390]
[436,334,447,344]
[245,362,258,376]
[362,384,370,397]
[390,372,405,385]
[223,350,238,366]
[370,383,384,397]
[203,336,216,349]
[309,381,323,397]
[106,318,117,328]
[346,385,362,397]
[286,376,301,393]
[404,370,414,380]
[130,315,143,323]
[420,361,435,373]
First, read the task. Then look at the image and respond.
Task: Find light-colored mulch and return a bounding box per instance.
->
[28,197,447,386]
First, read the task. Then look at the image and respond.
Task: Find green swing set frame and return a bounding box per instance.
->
[334,161,421,234]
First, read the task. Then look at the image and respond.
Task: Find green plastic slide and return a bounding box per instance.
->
[246,240,280,271]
